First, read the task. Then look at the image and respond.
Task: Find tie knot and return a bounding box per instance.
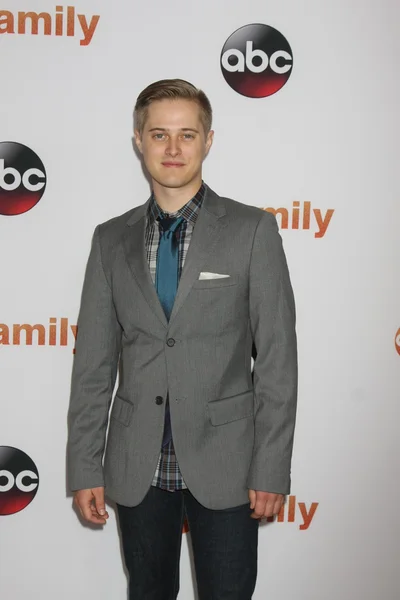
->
[159,216,184,234]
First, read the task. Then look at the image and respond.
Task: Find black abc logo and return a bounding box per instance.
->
[221,24,293,98]
[0,446,39,515]
[0,141,47,216]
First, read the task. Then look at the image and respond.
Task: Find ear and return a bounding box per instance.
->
[134,129,143,154]
[205,130,214,157]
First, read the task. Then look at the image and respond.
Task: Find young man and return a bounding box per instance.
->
[67,79,298,599]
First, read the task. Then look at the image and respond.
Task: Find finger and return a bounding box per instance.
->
[91,505,109,520]
[273,495,284,515]
[89,500,109,522]
[80,501,107,524]
[90,501,104,514]
[248,489,256,510]
[263,497,276,518]
[78,500,101,523]
[85,511,108,525]
[89,513,108,524]
[92,487,109,519]
[251,495,267,519]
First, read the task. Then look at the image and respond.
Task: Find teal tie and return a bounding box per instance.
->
[156,216,184,319]
[156,215,184,446]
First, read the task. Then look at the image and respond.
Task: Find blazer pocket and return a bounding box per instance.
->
[192,277,237,289]
[110,395,133,427]
[208,389,254,426]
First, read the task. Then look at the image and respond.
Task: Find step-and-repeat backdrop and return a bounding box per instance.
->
[1,1,399,598]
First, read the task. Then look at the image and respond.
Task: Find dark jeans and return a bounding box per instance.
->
[117,486,259,600]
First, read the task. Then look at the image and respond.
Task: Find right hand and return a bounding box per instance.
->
[74,487,109,525]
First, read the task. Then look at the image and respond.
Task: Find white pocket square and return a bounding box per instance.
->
[198,272,230,280]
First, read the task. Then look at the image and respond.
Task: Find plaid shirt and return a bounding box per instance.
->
[145,183,205,491]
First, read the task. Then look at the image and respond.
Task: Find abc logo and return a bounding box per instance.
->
[220,24,293,98]
[0,141,47,216]
[395,328,400,356]
[0,446,39,515]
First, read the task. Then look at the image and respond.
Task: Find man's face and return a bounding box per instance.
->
[135,99,213,191]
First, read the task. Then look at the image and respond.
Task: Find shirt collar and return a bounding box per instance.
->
[147,182,206,228]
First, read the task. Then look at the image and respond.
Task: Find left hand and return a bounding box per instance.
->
[248,489,285,519]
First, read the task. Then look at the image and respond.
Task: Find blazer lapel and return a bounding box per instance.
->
[169,187,227,323]
[122,201,168,328]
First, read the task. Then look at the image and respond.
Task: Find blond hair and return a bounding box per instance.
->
[134,79,212,135]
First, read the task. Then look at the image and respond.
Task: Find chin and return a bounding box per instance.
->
[162,181,189,190]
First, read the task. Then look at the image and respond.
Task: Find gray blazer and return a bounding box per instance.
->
[67,186,298,510]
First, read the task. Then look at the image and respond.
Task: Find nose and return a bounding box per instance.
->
[165,136,181,158]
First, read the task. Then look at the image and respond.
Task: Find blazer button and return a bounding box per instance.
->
[166,338,175,347]
[155,396,163,405]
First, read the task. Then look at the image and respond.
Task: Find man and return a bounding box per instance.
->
[67,79,298,599]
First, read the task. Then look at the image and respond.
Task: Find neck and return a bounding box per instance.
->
[152,177,203,213]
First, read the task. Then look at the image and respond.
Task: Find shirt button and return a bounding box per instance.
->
[155,396,163,405]
[166,338,175,347]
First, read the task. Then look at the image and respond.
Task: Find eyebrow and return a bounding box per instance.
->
[148,127,200,133]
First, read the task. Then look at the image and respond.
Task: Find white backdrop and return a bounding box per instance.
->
[1,1,399,598]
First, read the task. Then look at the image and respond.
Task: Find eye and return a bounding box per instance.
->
[153,133,166,140]
[182,133,195,140]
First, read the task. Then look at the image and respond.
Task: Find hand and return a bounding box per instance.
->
[248,489,284,520]
[74,487,109,525]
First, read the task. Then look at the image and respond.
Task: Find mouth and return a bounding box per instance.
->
[161,162,185,168]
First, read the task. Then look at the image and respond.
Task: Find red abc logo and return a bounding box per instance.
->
[0,141,47,216]
[220,24,293,98]
[395,328,400,356]
[0,446,39,515]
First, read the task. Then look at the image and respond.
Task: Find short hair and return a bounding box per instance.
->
[134,79,213,135]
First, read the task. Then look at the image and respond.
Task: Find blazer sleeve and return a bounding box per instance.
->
[67,225,122,492]
[247,211,298,495]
